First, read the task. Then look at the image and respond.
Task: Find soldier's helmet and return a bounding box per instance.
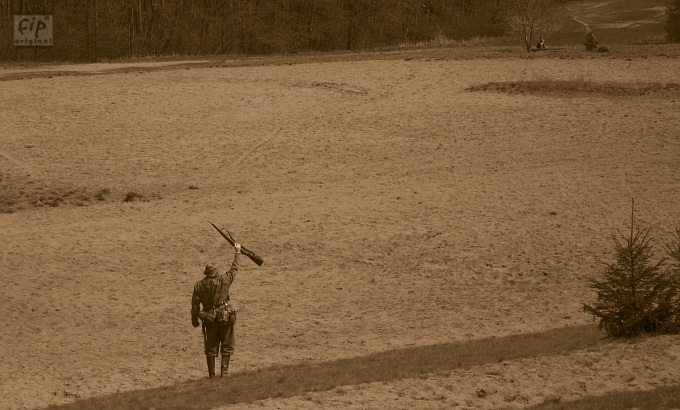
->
[204,263,219,277]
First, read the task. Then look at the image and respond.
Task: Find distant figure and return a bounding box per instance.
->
[537,37,546,50]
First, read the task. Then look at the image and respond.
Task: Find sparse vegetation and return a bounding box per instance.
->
[528,384,680,409]
[584,31,599,51]
[0,173,91,213]
[466,80,680,97]
[0,181,157,212]
[45,325,604,409]
[123,191,145,202]
[583,202,680,338]
[94,188,110,201]
[632,33,667,45]
[504,0,557,52]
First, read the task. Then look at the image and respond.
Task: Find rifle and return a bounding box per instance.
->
[208,221,264,266]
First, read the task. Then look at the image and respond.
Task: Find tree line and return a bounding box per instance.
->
[669,0,680,42]
[1,0,509,62]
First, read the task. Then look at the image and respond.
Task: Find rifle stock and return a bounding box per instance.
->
[208,221,264,266]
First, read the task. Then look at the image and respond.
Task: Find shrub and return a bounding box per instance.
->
[584,31,598,51]
[583,202,680,337]
[123,191,144,202]
[596,45,610,53]
[94,188,110,201]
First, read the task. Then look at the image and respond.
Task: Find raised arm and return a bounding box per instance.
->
[225,244,242,285]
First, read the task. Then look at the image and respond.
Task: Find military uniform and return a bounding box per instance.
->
[192,249,241,378]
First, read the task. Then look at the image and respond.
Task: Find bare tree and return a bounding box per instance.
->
[1,0,510,61]
[504,0,555,52]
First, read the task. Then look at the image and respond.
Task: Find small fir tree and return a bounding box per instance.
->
[583,201,680,337]
[657,226,680,332]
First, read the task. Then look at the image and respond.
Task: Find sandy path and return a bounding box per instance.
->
[1,52,679,409]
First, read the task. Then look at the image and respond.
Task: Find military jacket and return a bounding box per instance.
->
[191,255,240,326]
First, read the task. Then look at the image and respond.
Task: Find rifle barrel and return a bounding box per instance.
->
[208,221,264,266]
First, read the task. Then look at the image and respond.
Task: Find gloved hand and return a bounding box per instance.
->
[234,243,242,254]
[192,317,200,328]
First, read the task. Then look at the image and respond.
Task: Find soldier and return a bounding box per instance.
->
[192,243,242,378]
[537,37,546,49]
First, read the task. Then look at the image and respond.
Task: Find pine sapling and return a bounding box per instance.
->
[662,226,680,328]
[583,201,679,337]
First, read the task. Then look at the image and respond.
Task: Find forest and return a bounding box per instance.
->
[0,0,510,61]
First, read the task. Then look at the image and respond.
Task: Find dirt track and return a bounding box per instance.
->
[1,49,680,409]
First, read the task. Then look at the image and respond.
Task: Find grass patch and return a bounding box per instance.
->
[0,174,157,212]
[467,81,680,97]
[123,191,145,202]
[94,188,110,201]
[529,384,680,410]
[0,171,89,213]
[50,324,604,410]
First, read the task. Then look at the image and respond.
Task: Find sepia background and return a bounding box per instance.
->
[1,0,680,409]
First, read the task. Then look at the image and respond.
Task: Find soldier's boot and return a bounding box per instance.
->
[220,355,230,377]
[206,356,216,379]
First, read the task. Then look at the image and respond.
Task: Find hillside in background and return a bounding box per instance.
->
[547,0,668,46]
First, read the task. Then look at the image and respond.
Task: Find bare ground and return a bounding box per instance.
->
[1,48,680,409]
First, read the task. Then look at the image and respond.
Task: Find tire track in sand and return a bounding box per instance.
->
[233,126,284,168]
[0,148,45,179]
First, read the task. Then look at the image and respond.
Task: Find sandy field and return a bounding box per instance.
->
[1,47,680,409]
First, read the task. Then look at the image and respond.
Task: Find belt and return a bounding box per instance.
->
[204,300,228,312]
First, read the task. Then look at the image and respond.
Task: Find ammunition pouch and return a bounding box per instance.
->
[202,301,236,326]
[214,301,237,325]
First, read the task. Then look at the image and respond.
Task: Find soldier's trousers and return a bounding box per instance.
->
[204,323,235,357]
